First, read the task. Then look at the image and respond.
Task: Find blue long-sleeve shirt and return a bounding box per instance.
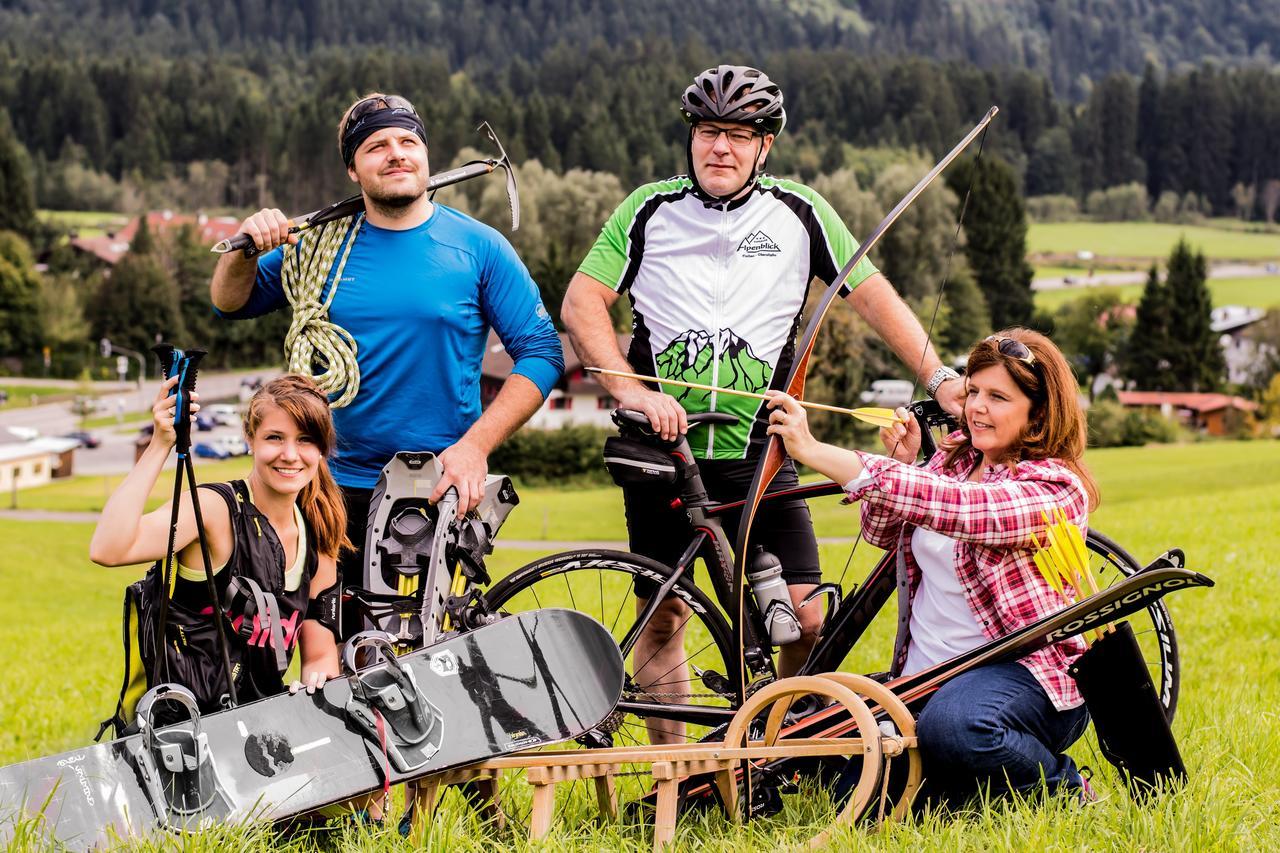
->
[217,205,563,488]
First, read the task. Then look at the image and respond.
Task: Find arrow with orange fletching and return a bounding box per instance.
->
[583,366,906,428]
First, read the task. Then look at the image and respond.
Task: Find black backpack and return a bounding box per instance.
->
[99,481,314,738]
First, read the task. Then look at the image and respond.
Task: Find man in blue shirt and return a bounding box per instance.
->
[211,93,562,596]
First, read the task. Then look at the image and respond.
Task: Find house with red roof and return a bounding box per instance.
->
[1115,390,1258,436]
[69,211,242,266]
[481,331,629,428]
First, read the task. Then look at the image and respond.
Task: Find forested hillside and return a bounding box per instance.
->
[0,0,1275,409]
[2,0,1277,97]
[2,1,1277,217]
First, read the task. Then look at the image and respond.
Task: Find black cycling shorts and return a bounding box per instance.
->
[623,458,822,598]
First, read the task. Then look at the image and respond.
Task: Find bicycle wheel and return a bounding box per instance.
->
[1085,529,1180,720]
[486,550,739,745]
[483,550,739,823]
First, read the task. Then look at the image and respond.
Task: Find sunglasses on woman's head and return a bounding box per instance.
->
[985,336,1037,367]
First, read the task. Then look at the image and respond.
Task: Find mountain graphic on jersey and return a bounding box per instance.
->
[654,329,772,408]
[737,230,781,257]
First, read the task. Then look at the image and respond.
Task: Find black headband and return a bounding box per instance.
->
[341,108,428,166]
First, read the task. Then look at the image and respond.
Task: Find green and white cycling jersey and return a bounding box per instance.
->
[579,174,879,459]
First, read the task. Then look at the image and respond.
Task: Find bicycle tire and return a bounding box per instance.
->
[486,549,740,743]
[1083,528,1180,720]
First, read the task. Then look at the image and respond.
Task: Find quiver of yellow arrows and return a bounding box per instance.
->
[1031,508,1106,644]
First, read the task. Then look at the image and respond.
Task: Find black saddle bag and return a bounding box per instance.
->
[1069,621,1186,796]
[602,435,680,488]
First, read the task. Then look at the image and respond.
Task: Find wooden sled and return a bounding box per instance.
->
[408,673,921,849]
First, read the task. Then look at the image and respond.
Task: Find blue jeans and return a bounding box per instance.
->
[915,662,1089,805]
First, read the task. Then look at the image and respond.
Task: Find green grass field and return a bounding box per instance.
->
[1028,221,1280,262]
[1034,274,1280,312]
[0,385,72,411]
[1,440,1277,849]
[37,209,129,238]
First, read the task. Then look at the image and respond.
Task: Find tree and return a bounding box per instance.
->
[869,160,964,304]
[945,155,1034,329]
[1124,241,1223,392]
[1257,373,1280,438]
[0,231,43,357]
[1124,265,1176,390]
[0,114,38,239]
[130,214,155,255]
[1077,73,1144,193]
[1163,240,1222,391]
[1243,310,1280,392]
[87,253,187,360]
[938,270,990,356]
[1052,291,1133,394]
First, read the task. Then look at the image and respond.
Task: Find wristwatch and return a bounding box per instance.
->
[925,365,961,399]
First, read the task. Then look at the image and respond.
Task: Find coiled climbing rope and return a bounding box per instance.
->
[280,214,364,408]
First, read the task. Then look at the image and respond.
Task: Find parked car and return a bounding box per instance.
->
[193,442,230,460]
[859,379,914,410]
[61,430,102,449]
[206,404,242,426]
[212,434,249,457]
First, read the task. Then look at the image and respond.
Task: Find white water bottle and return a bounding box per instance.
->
[748,547,801,645]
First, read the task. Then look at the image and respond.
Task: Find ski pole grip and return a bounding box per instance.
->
[153,344,207,453]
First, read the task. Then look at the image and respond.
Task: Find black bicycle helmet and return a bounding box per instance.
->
[680,65,786,136]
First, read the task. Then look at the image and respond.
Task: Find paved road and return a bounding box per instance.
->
[0,511,862,550]
[1032,261,1276,291]
[1,368,281,475]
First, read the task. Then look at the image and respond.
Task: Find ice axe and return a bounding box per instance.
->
[212,121,521,258]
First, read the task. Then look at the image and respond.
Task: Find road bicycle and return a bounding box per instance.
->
[484,401,1183,756]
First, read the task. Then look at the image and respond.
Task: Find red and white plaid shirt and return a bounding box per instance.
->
[846,438,1089,710]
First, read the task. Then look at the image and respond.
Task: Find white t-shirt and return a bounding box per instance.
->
[844,469,987,676]
[902,525,988,675]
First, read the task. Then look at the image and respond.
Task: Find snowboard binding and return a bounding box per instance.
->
[125,684,233,830]
[342,632,445,773]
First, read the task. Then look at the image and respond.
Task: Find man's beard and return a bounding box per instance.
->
[363,172,430,216]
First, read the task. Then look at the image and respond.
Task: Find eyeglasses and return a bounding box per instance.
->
[343,95,419,136]
[692,124,761,148]
[985,335,1037,367]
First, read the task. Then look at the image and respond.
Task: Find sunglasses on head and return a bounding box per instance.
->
[343,95,419,135]
[985,335,1037,367]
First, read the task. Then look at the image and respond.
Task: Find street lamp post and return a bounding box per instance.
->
[99,338,146,388]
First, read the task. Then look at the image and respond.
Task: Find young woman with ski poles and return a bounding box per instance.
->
[765,328,1101,805]
[90,374,350,724]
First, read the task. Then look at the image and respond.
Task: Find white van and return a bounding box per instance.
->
[205,404,242,426]
[211,434,249,457]
[859,379,914,410]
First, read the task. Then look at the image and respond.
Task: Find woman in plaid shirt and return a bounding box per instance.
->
[766,329,1100,805]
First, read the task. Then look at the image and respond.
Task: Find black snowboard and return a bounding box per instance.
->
[0,608,623,849]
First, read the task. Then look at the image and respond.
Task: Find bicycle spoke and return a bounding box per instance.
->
[629,610,699,677]
[607,576,631,636]
[561,571,578,612]
[648,640,715,689]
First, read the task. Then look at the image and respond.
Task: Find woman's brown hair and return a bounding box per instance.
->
[944,328,1100,510]
[244,375,352,558]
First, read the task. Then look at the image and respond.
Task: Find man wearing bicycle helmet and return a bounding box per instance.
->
[563,65,965,739]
